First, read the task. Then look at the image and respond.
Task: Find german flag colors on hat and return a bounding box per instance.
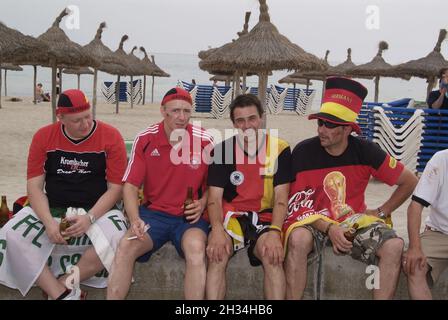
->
[308,77,367,134]
[56,89,91,115]
[161,87,192,106]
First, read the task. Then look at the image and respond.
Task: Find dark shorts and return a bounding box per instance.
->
[136,206,210,262]
[228,214,270,267]
[294,222,399,266]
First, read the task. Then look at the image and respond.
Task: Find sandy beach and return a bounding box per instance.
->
[0,96,428,242]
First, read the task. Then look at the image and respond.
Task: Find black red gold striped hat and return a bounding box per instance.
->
[56,89,90,115]
[309,77,368,134]
[161,87,192,106]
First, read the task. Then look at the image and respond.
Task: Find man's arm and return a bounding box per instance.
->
[430,88,447,109]
[206,186,231,263]
[27,175,66,244]
[261,183,289,265]
[403,200,427,275]
[366,167,418,217]
[65,182,123,238]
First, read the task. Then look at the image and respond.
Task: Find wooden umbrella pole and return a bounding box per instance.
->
[0,62,2,109]
[77,74,81,90]
[294,83,297,108]
[426,77,436,101]
[259,72,268,128]
[33,65,37,104]
[4,70,7,96]
[143,75,146,105]
[151,76,155,103]
[59,67,63,94]
[51,62,57,123]
[374,75,380,103]
[116,75,120,114]
[320,79,327,105]
[242,71,247,92]
[130,76,134,109]
[92,69,98,119]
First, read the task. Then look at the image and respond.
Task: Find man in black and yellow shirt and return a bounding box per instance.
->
[206,94,291,299]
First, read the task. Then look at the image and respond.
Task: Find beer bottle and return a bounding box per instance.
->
[0,196,10,228]
[59,211,71,242]
[183,187,194,222]
[344,223,359,242]
[385,215,393,228]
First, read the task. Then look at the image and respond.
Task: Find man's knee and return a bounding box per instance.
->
[116,235,150,260]
[287,227,314,256]
[183,235,206,265]
[378,238,404,260]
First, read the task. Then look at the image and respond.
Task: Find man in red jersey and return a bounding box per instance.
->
[0,89,128,299]
[283,77,417,300]
[107,87,213,300]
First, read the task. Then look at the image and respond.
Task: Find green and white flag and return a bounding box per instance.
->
[0,207,128,296]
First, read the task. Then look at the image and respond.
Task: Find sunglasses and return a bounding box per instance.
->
[317,119,345,129]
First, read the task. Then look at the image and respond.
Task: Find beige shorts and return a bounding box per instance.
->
[421,229,448,284]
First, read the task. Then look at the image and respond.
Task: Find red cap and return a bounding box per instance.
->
[56,89,91,115]
[161,87,192,106]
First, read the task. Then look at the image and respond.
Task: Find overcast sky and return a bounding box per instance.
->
[1,0,447,64]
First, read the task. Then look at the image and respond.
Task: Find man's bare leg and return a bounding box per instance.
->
[106,230,152,299]
[182,228,207,299]
[206,235,232,300]
[374,238,404,300]
[284,227,314,299]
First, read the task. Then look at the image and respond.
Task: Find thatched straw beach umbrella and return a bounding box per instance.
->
[349,41,408,102]
[63,66,93,90]
[394,29,448,99]
[278,76,313,86]
[199,0,324,124]
[99,35,136,114]
[199,11,253,93]
[37,9,98,122]
[137,47,158,105]
[84,22,128,117]
[127,46,147,109]
[0,21,49,108]
[1,63,23,96]
[139,48,169,104]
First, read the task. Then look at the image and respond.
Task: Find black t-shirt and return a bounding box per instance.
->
[427,90,448,109]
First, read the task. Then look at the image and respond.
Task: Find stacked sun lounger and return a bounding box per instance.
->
[370,106,425,172]
[102,81,127,103]
[267,85,288,114]
[294,89,316,116]
[126,79,142,104]
[418,108,448,172]
[210,85,233,119]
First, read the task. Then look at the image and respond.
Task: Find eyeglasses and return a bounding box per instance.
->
[317,119,344,129]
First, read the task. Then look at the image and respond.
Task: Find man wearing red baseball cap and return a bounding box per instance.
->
[282,77,418,299]
[0,89,128,299]
[107,87,214,299]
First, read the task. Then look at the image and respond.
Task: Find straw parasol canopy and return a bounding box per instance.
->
[0,22,49,108]
[198,11,251,61]
[63,66,93,90]
[139,47,169,104]
[0,22,49,64]
[83,22,130,117]
[0,63,23,71]
[394,29,448,98]
[37,9,99,122]
[349,41,409,102]
[278,76,313,86]
[199,0,325,122]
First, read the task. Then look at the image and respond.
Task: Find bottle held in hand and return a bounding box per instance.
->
[183,187,194,222]
[0,196,10,228]
[59,212,72,242]
[343,223,359,242]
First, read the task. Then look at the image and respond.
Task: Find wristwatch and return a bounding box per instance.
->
[87,212,96,224]
[377,207,386,219]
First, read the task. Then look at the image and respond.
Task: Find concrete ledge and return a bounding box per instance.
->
[0,244,446,299]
